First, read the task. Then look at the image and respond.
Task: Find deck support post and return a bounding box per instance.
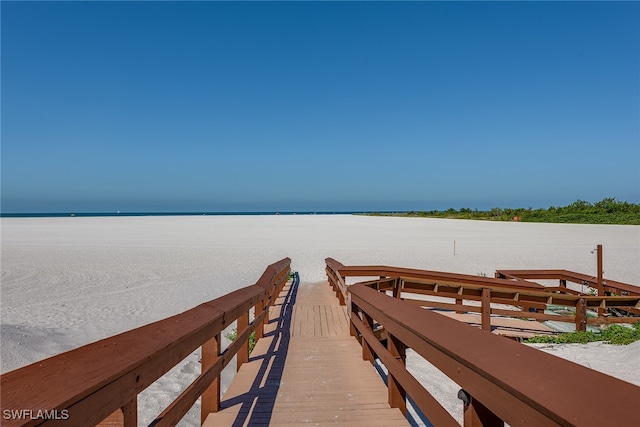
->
[237,311,250,371]
[481,288,491,331]
[460,390,504,427]
[201,333,221,421]
[387,333,407,416]
[575,298,587,332]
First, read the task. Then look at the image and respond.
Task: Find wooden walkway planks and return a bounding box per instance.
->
[203,280,407,426]
[290,281,349,337]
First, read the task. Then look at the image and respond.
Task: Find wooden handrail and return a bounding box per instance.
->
[0,258,291,427]
[348,281,640,426]
[335,264,546,290]
[326,260,640,331]
[398,276,640,309]
[325,258,348,305]
[495,269,640,296]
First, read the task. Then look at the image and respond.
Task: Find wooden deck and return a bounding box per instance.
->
[433,310,557,339]
[203,280,408,426]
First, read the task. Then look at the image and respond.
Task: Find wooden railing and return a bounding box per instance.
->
[326,259,640,426]
[496,269,640,316]
[325,258,640,330]
[325,258,348,305]
[0,258,291,427]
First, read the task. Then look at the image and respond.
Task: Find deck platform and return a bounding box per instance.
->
[433,310,557,339]
[203,280,408,426]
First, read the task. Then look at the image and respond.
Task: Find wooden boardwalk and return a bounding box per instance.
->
[203,280,408,426]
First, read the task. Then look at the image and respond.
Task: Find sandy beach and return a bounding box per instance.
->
[1,215,639,425]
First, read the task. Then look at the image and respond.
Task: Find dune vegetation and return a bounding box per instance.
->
[526,323,640,345]
[368,198,640,225]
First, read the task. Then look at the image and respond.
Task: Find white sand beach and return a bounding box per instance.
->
[1,215,639,425]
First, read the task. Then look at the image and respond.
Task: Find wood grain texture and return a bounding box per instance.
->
[204,280,407,426]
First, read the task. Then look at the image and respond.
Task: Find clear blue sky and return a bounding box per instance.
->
[2,1,639,213]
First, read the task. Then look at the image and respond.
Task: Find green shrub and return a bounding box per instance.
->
[225,329,257,353]
[363,198,640,225]
[599,324,640,345]
[525,322,640,345]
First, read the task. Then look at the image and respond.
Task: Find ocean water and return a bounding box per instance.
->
[0,211,369,218]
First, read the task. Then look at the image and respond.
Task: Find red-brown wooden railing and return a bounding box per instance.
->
[0,258,291,427]
[326,258,640,426]
[325,258,640,330]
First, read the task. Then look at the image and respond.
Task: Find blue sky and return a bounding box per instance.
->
[2,1,638,213]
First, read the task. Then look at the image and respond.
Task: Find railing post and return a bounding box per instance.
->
[575,298,587,332]
[329,272,337,292]
[350,301,359,339]
[459,389,504,427]
[456,297,464,314]
[122,399,137,427]
[481,288,491,331]
[262,294,270,325]
[237,311,249,371]
[337,273,346,306]
[97,399,137,427]
[255,300,265,340]
[362,311,375,364]
[392,278,402,299]
[201,333,221,422]
[597,244,604,317]
[278,270,288,295]
[387,333,407,416]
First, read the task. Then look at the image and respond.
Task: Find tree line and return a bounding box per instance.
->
[368,198,640,225]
